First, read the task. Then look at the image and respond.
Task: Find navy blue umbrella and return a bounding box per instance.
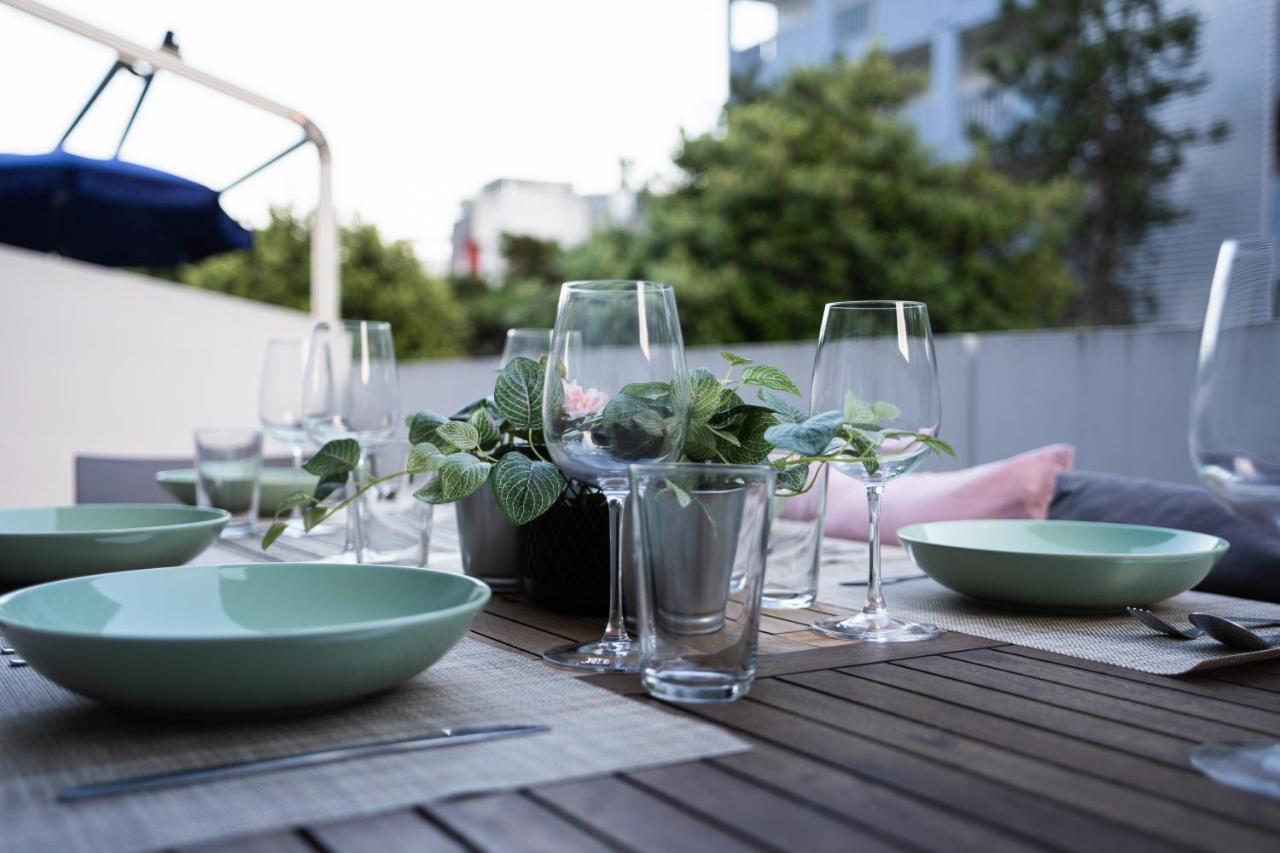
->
[0,149,252,267]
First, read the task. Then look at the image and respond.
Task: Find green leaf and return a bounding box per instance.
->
[740,364,802,397]
[763,410,844,457]
[303,506,328,531]
[684,420,719,460]
[600,395,667,459]
[776,463,809,493]
[303,439,360,478]
[436,420,480,451]
[414,453,492,503]
[759,389,804,423]
[718,408,776,464]
[468,407,502,450]
[276,491,314,512]
[689,367,725,422]
[406,442,447,474]
[720,351,753,367]
[872,401,901,422]
[490,453,564,525]
[314,471,349,502]
[494,356,545,430]
[619,381,672,401]
[664,477,694,508]
[261,521,287,551]
[706,424,741,447]
[406,410,449,445]
[843,392,874,424]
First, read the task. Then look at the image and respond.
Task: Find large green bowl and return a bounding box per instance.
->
[0,563,490,714]
[896,519,1228,611]
[156,468,319,516]
[0,505,228,588]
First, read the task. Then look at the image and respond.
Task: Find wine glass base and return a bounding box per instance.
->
[1190,742,1280,798]
[811,612,940,643]
[543,639,643,673]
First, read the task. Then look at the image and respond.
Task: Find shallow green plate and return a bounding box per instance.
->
[0,505,229,588]
[156,468,319,516]
[896,519,1228,611]
[0,562,490,714]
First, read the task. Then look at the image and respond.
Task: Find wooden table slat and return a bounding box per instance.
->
[307,808,467,853]
[427,791,615,853]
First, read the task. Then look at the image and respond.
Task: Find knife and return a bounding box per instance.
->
[60,723,550,802]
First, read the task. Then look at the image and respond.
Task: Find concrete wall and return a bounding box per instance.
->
[400,325,1206,485]
[0,245,313,507]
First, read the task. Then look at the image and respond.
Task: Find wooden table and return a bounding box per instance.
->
[175,511,1280,852]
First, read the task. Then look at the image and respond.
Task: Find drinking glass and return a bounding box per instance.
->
[809,301,942,643]
[541,281,690,672]
[630,463,774,703]
[258,338,315,535]
[501,328,552,366]
[764,464,829,609]
[194,428,263,538]
[302,320,400,561]
[1188,237,1280,795]
[357,438,433,566]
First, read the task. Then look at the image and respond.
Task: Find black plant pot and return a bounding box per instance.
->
[520,500,611,614]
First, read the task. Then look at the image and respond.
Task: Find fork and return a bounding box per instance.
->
[1127,607,1280,640]
[0,635,26,667]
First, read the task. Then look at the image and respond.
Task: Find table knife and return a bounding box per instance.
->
[60,723,550,802]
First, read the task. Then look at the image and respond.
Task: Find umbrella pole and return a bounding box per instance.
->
[5,0,341,323]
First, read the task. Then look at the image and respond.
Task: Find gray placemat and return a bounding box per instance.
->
[818,551,1280,675]
[0,638,746,853]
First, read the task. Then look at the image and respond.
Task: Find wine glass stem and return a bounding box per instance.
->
[863,483,885,616]
[289,444,305,524]
[601,491,631,646]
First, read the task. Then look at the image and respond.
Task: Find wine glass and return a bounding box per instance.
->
[258,338,312,535]
[541,281,690,672]
[302,320,400,560]
[809,301,942,643]
[501,328,552,367]
[1188,237,1280,795]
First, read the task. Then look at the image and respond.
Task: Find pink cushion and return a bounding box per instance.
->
[788,444,1075,545]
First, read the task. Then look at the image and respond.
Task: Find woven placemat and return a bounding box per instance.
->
[818,548,1280,675]
[0,638,746,853]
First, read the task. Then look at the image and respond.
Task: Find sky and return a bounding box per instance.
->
[0,1,777,269]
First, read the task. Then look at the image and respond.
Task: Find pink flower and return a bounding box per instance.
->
[563,381,609,419]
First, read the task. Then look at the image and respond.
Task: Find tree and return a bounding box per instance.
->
[177,209,466,359]
[979,0,1228,324]
[563,50,1082,344]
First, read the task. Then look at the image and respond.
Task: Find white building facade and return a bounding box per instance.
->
[729,0,1278,325]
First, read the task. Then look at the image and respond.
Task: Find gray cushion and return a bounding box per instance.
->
[1049,470,1280,603]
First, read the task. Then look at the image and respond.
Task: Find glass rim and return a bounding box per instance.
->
[314,320,393,331]
[562,280,673,294]
[505,327,552,335]
[825,300,927,312]
[193,427,262,437]
[628,461,776,480]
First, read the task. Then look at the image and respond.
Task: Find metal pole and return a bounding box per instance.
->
[3,0,340,322]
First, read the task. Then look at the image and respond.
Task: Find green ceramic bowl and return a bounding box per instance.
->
[0,505,229,588]
[896,519,1229,611]
[156,468,319,516]
[0,562,490,714]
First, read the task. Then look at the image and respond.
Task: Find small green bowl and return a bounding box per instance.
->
[0,505,228,588]
[896,519,1229,611]
[0,562,490,714]
[156,468,319,516]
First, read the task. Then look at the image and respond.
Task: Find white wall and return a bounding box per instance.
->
[0,245,313,507]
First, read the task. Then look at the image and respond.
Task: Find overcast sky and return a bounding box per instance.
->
[0,1,777,269]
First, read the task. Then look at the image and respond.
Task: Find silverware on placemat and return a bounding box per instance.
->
[1127,607,1280,648]
[0,636,26,667]
[839,575,927,587]
[60,724,551,802]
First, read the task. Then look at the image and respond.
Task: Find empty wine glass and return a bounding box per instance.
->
[541,281,690,672]
[1188,237,1280,796]
[501,328,552,366]
[302,320,400,560]
[259,338,313,535]
[809,301,942,643]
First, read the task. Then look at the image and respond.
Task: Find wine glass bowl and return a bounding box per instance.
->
[809,300,942,643]
[540,281,691,672]
[303,321,399,444]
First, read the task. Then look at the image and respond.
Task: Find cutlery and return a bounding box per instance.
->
[1126,607,1280,641]
[1188,613,1280,652]
[840,574,927,587]
[0,636,26,667]
[60,724,550,802]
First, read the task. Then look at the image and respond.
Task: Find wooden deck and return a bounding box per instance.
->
[174,522,1280,852]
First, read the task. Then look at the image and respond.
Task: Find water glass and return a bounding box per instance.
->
[629,463,774,703]
[194,428,263,538]
[356,439,432,566]
[764,465,828,609]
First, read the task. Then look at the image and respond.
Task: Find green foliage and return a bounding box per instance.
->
[176,208,466,359]
[979,0,1227,323]
[493,357,546,431]
[490,453,564,525]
